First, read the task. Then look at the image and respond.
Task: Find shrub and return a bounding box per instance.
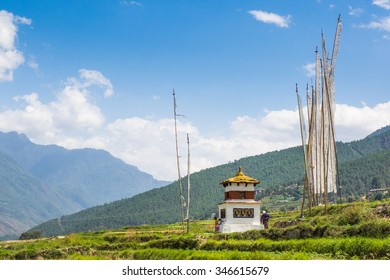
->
[296,223,315,238]
[39,249,66,259]
[147,237,199,250]
[14,249,39,260]
[354,221,390,238]
[131,249,191,260]
[136,234,161,242]
[229,230,264,240]
[260,228,284,240]
[313,225,329,237]
[337,206,364,226]
[19,231,43,240]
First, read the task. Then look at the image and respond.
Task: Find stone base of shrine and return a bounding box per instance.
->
[219,223,264,233]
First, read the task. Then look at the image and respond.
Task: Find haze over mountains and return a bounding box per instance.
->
[29,125,390,238]
[1,125,389,239]
[0,131,169,240]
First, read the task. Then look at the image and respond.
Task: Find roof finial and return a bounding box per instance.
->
[236,166,244,176]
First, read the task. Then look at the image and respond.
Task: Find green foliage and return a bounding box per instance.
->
[198,237,390,260]
[339,150,390,198]
[2,200,390,260]
[29,127,390,237]
[337,205,365,226]
[14,249,40,260]
[147,237,199,250]
[345,220,390,238]
[19,231,42,240]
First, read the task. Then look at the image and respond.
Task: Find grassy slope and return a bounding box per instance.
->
[1,199,390,260]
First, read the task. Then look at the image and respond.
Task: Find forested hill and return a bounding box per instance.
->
[29,125,390,237]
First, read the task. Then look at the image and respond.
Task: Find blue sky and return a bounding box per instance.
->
[0,0,389,181]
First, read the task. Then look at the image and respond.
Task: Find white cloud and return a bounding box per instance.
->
[78,69,114,97]
[122,1,142,6]
[103,101,390,180]
[0,10,31,82]
[0,11,18,50]
[15,16,32,25]
[28,56,39,70]
[0,49,25,81]
[348,6,364,17]
[335,102,390,141]
[0,70,389,181]
[360,16,390,32]
[0,70,108,144]
[248,10,291,28]
[373,0,390,10]
[303,62,316,77]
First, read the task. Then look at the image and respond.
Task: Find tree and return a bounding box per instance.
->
[371,177,383,189]
[19,230,43,240]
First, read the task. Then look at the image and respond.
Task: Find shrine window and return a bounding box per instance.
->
[233,208,254,218]
[220,209,226,219]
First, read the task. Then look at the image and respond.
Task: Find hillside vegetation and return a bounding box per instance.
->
[2,199,390,260]
[30,126,390,237]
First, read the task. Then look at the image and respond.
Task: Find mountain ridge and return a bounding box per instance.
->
[0,131,169,240]
[29,125,390,237]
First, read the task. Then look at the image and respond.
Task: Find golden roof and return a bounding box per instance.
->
[221,166,260,185]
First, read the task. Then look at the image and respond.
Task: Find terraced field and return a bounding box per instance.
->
[1,199,390,260]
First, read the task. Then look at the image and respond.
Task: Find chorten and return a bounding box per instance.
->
[217,167,263,233]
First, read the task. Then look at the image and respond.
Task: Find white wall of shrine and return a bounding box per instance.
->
[218,202,263,233]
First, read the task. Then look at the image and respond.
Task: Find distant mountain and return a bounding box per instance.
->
[29,125,390,237]
[0,152,70,240]
[365,125,390,139]
[0,131,169,239]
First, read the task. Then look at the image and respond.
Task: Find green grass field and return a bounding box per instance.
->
[1,199,390,260]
